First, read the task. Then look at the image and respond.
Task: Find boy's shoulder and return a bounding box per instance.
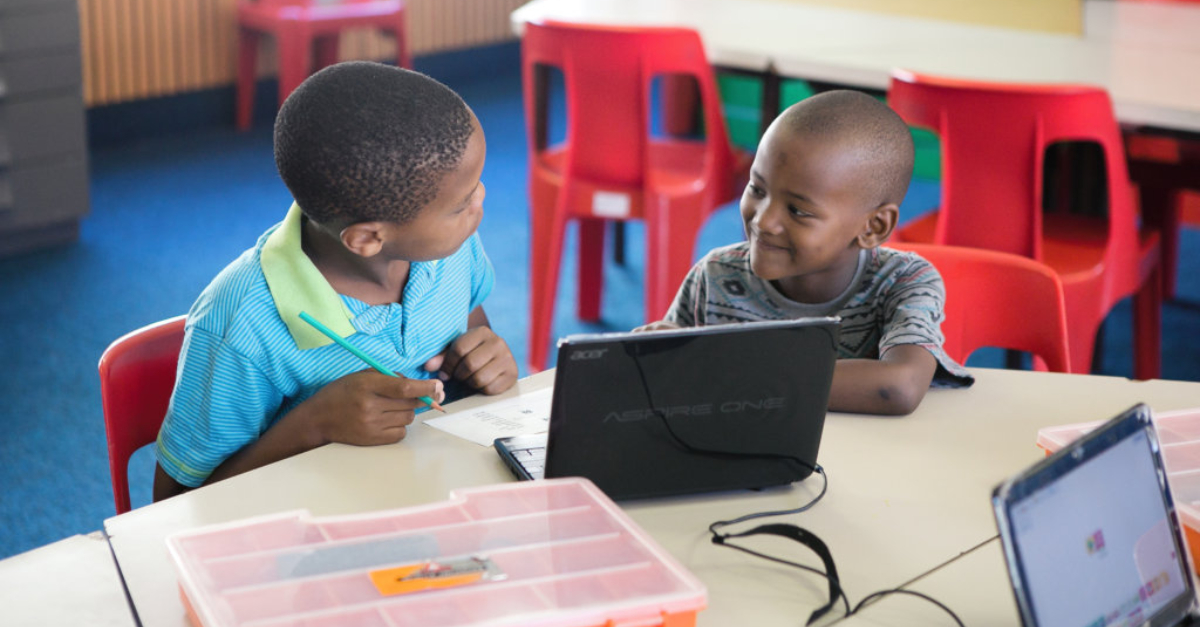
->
[867,246,942,285]
[187,228,286,346]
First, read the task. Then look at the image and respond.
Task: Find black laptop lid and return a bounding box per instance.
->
[544,318,838,500]
[993,404,1198,626]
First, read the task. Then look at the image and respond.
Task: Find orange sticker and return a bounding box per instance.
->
[369,557,499,597]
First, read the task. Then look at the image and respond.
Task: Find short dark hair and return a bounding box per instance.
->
[274,61,475,227]
[778,90,915,207]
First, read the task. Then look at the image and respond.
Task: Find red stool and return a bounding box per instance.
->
[522,21,752,372]
[889,70,1162,379]
[236,0,412,131]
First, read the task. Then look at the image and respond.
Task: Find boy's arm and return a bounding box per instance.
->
[153,369,443,501]
[827,345,938,415]
[425,306,518,394]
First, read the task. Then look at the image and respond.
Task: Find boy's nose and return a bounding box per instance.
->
[753,202,784,234]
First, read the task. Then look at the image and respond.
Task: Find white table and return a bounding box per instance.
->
[834,538,1020,626]
[0,532,136,627]
[510,0,1200,133]
[105,368,1200,625]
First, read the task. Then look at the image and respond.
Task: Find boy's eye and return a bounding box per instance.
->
[788,205,812,218]
[746,183,765,197]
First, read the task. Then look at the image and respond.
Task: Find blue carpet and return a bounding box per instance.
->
[1,45,1198,560]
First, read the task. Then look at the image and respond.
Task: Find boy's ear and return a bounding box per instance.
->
[856,203,899,249]
[339,222,387,258]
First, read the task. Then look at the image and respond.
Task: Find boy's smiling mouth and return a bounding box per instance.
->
[750,232,791,254]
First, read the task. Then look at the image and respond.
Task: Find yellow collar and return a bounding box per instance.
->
[260,203,355,350]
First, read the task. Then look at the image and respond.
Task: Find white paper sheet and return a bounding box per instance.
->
[422,387,554,446]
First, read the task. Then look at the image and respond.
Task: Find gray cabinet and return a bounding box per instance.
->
[0,0,89,257]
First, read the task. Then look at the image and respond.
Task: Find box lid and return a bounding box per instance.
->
[1037,408,1200,528]
[166,478,706,627]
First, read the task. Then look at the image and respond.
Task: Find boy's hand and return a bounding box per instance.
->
[424,327,518,395]
[633,320,681,333]
[306,370,444,446]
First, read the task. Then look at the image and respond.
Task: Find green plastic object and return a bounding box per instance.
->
[715,74,941,181]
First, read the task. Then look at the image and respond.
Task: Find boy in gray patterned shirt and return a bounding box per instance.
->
[641,90,972,415]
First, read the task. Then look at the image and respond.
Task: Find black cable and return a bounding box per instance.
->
[626,339,963,625]
[850,588,966,626]
[708,464,828,534]
[712,534,852,617]
[706,467,847,624]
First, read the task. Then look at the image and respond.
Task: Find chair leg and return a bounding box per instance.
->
[393,13,412,69]
[644,197,706,322]
[613,222,626,266]
[528,180,569,372]
[276,29,313,108]
[1162,193,1181,301]
[1133,263,1163,380]
[1133,168,1182,300]
[1064,299,1102,376]
[236,27,259,131]
[313,34,341,72]
[576,218,605,321]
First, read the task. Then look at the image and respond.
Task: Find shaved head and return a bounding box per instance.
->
[775,90,914,208]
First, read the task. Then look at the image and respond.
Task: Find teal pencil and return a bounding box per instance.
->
[298,311,445,412]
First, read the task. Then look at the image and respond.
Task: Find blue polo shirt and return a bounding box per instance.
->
[156,204,494,487]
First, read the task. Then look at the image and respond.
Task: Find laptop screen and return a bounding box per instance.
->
[994,405,1196,627]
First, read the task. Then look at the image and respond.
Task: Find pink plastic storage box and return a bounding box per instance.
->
[166,478,706,627]
[1037,407,1200,575]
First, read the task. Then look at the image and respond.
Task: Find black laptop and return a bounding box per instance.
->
[495,318,839,500]
[993,403,1199,626]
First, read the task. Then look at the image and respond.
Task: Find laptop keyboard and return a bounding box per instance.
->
[509,444,547,479]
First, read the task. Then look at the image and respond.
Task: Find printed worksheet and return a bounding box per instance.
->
[422,387,553,446]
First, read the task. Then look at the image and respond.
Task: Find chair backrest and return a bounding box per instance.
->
[889,243,1071,372]
[521,21,736,207]
[888,70,1139,274]
[97,315,186,514]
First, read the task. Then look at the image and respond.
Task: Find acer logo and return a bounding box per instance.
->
[603,397,785,422]
[570,348,609,361]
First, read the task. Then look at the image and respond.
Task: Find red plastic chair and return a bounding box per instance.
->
[888,70,1162,379]
[236,0,412,130]
[889,243,1072,373]
[98,315,187,515]
[523,21,752,371]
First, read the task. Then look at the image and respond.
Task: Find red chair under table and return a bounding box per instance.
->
[98,315,186,515]
[888,70,1162,379]
[889,242,1072,373]
[522,21,752,372]
[236,0,412,130]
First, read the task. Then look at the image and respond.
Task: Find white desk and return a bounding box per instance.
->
[105,368,1200,625]
[0,532,136,627]
[835,538,1019,626]
[510,0,1200,133]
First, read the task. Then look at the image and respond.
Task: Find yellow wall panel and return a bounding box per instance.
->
[782,0,1083,35]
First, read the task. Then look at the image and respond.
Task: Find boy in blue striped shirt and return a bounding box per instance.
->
[154,62,518,500]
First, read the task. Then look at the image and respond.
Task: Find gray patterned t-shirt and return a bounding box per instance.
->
[665,242,973,388]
